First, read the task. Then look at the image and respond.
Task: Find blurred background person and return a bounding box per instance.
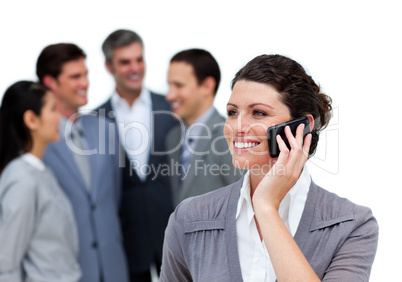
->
[165,48,242,207]
[98,29,177,281]
[0,81,81,282]
[37,43,128,282]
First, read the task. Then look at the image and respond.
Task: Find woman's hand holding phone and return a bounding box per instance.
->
[253,123,312,211]
[252,123,320,282]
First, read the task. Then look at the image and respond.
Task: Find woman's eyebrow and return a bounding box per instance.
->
[226,103,238,108]
[249,103,274,109]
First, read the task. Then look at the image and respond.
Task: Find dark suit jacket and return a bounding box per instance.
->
[166,108,243,206]
[44,115,128,282]
[97,92,178,274]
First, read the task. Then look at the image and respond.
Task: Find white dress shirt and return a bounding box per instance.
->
[21,153,46,171]
[235,166,311,282]
[111,89,153,181]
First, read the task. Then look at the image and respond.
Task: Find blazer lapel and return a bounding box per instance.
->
[168,126,183,193]
[52,130,90,196]
[145,93,172,181]
[293,181,317,250]
[98,100,115,120]
[225,178,244,281]
[146,97,160,178]
[81,116,99,199]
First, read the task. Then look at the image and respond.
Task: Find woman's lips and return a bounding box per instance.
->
[232,138,261,150]
[234,141,259,149]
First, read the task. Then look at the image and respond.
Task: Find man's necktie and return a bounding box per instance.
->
[179,137,193,181]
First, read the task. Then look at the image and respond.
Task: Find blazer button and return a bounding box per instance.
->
[91,204,96,211]
[92,242,98,249]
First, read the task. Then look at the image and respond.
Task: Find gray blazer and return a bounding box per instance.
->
[166,108,243,206]
[160,177,379,281]
[44,115,128,282]
[0,156,80,282]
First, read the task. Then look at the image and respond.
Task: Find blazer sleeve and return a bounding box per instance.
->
[322,205,379,281]
[0,177,37,281]
[160,203,192,282]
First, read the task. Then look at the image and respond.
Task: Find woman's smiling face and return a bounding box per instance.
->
[224,80,291,170]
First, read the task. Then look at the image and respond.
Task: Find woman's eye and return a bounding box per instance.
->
[253,110,267,116]
[227,109,238,117]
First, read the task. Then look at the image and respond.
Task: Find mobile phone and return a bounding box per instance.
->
[266,116,311,158]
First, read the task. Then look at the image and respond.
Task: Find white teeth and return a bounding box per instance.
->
[128,74,140,80]
[171,102,180,109]
[234,142,258,149]
[77,90,86,96]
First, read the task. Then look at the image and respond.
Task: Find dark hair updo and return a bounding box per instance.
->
[231,54,332,156]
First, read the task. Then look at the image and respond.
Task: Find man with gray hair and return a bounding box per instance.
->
[97,29,177,282]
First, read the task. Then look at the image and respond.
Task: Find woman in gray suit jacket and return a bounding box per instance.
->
[0,81,81,281]
[160,55,379,281]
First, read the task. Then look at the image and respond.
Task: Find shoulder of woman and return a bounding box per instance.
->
[173,182,239,225]
[0,158,39,205]
[312,183,377,228]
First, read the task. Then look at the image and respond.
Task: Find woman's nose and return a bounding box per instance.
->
[237,114,252,134]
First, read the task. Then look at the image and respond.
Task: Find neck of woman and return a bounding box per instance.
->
[249,165,272,199]
[28,137,46,160]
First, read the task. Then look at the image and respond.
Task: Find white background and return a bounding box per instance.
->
[1,0,400,280]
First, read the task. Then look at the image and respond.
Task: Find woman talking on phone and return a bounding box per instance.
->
[160,54,378,281]
[0,81,81,281]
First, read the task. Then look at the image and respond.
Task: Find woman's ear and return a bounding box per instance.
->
[306,114,315,131]
[23,110,40,131]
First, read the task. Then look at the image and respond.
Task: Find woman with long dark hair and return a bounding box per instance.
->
[0,81,81,281]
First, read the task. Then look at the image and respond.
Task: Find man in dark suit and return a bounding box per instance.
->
[38,43,129,282]
[97,29,177,282]
[165,48,242,207]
